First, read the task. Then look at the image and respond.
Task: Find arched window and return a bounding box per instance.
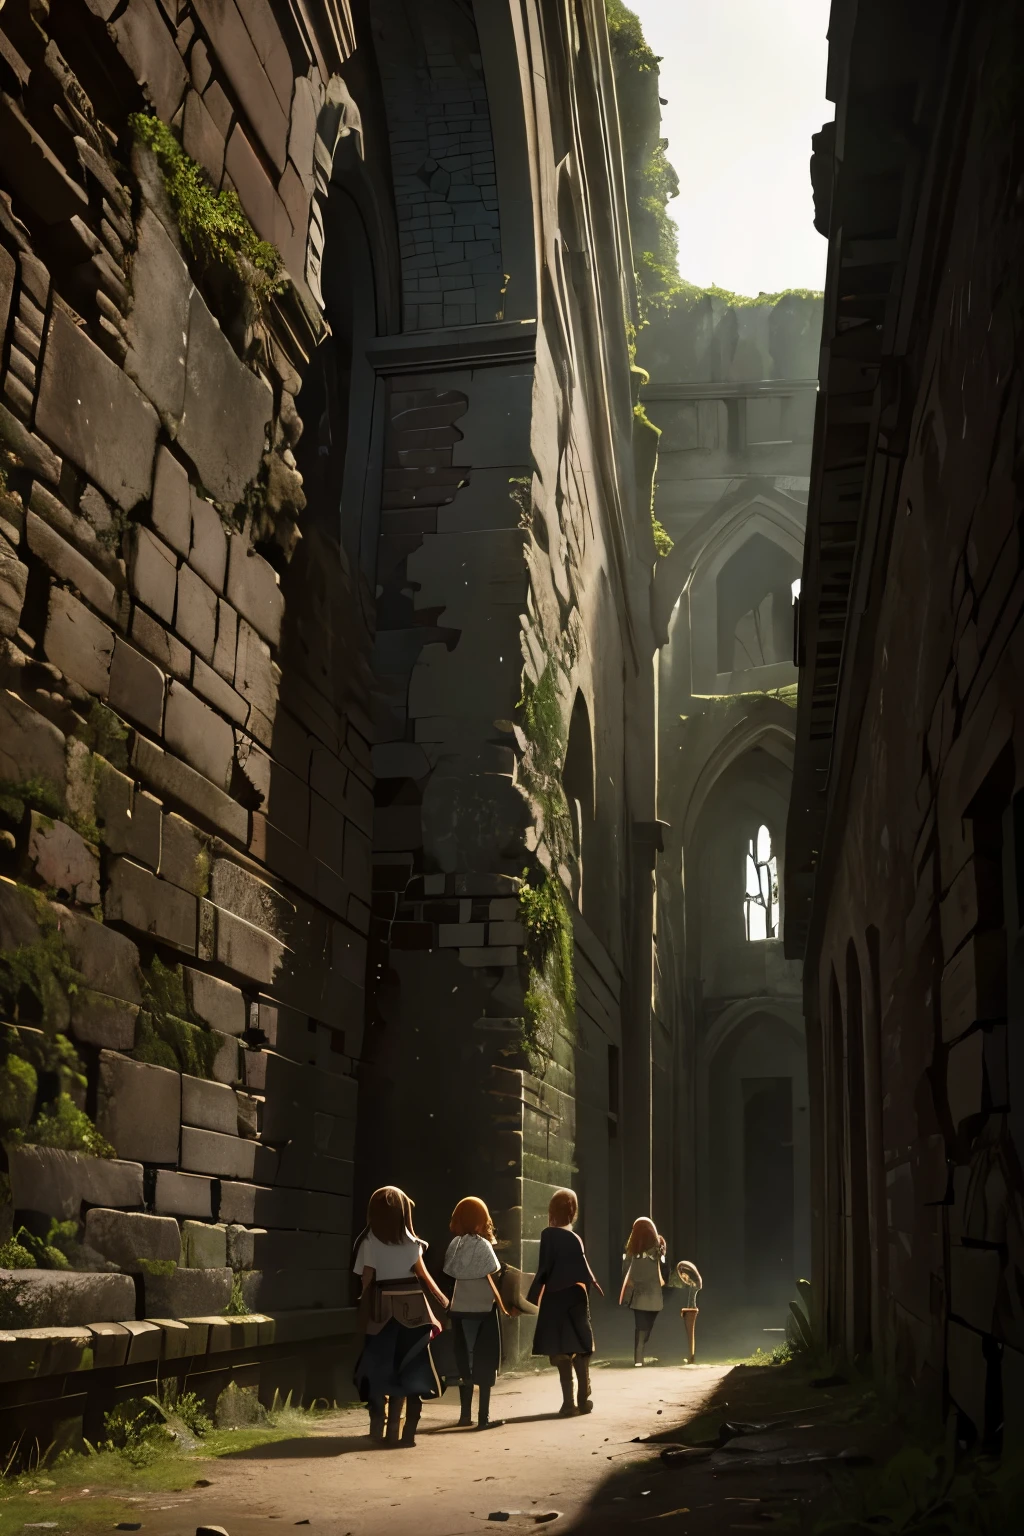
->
[744,824,779,940]
[716,533,802,674]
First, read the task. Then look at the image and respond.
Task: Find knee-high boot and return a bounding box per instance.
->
[574,1355,593,1413]
[477,1383,502,1429]
[401,1395,421,1446]
[458,1383,474,1426]
[551,1354,576,1416]
[385,1395,404,1444]
[634,1327,645,1367]
[368,1397,385,1441]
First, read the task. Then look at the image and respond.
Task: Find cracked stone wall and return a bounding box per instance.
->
[0,0,368,1441]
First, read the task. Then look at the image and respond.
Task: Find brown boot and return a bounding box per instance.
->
[368,1398,385,1441]
[385,1396,404,1445]
[574,1356,593,1414]
[552,1354,576,1417]
[401,1396,421,1446]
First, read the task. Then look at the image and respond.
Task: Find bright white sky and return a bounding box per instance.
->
[628,0,833,297]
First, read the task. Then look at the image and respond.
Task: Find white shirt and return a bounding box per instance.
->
[444,1233,501,1313]
[353,1230,425,1282]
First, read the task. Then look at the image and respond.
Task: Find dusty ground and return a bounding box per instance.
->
[101,1357,881,1536]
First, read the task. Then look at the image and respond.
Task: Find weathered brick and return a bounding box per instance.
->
[132,603,192,680]
[213,597,237,680]
[128,525,178,623]
[108,636,165,732]
[181,1124,255,1179]
[85,1207,182,1270]
[94,758,162,867]
[68,989,138,1051]
[182,1075,237,1134]
[183,967,246,1035]
[154,1168,213,1218]
[163,679,235,790]
[150,446,191,556]
[193,655,247,724]
[177,291,272,505]
[61,906,144,1003]
[35,307,158,509]
[96,1050,181,1163]
[110,0,189,121]
[124,208,190,423]
[175,561,217,661]
[191,0,288,170]
[44,586,114,696]
[26,811,99,905]
[182,1218,228,1268]
[104,854,197,953]
[188,488,227,590]
[227,536,284,648]
[182,87,225,184]
[7,1145,144,1220]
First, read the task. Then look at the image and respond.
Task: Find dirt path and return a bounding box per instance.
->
[129,1363,730,1536]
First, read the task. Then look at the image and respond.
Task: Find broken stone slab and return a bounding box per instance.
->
[225,1224,264,1271]
[25,811,100,905]
[124,207,190,423]
[182,1219,228,1269]
[85,1208,182,1271]
[182,1076,237,1135]
[0,688,66,788]
[8,1145,144,1221]
[96,1050,181,1164]
[143,1266,233,1316]
[0,1269,136,1326]
[177,288,272,505]
[35,306,159,510]
[183,967,246,1035]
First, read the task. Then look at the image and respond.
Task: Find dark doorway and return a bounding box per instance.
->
[742,1076,794,1296]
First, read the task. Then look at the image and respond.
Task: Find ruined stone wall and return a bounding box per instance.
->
[0,0,371,1435]
[795,0,1024,1446]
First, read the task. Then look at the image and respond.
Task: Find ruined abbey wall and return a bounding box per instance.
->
[0,0,658,1437]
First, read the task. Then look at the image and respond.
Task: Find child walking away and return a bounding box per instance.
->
[353,1186,450,1447]
[444,1196,511,1430]
[674,1260,702,1363]
[527,1188,603,1417]
[619,1217,667,1367]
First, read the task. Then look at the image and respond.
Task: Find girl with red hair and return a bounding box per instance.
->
[443,1196,509,1430]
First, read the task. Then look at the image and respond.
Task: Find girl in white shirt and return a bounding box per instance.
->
[443,1196,509,1429]
[352,1185,449,1446]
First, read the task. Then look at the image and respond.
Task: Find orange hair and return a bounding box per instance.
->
[626,1217,660,1256]
[548,1188,578,1226]
[449,1196,496,1241]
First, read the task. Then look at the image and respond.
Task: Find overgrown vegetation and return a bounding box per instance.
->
[223,1271,249,1316]
[130,113,286,320]
[9,1093,114,1159]
[76,700,130,774]
[135,956,219,1078]
[509,474,533,531]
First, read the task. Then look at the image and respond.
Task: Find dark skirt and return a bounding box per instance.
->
[532,1283,594,1357]
[354,1318,441,1404]
[452,1307,501,1387]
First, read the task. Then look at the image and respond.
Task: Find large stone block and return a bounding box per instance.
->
[164,681,235,791]
[175,562,217,661]
[191,1,288,171]
[142,1265,233,1316]
[182,1219,227,1268]
[182,87,226,185]
[177,290,272,505]
[108,637,165,734]
[132,734,248,844]
[0,1270,136,1326]
[181,1125,254,1179]
[8,1146,144,1221]
[104,855,197,953]
[69,989,138,1051]
[188,490,227,591]
[211,904,285,986]
[96,1051,180,1163]
[25,511,119,623]
[182,1075,237,1135]
[44,587,114,697]
[234,618,279,723]
[183,967,246,1035]
[26,812,99,905]
[160,811,209,897]
[227,536,283,649]
[85,1208,182,1270]
[124,208,190,423]
[132,604,191,681]
[36,308,158,509]
[154,1168,212,1219]
[0,689,66,787]
[60,906,144,1004]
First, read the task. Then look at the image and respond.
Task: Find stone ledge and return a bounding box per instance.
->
[0,1306,356,1383]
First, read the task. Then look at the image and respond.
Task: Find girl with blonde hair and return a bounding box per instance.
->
[443,1195,510,1430]
[352,1185,449,1446]
[526,1188,603,1416]
[619,1216,667,1367]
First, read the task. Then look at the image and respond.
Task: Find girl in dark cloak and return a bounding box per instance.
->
[526,1187,603,1416]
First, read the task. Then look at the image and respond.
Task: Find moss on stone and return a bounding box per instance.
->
[0,887,83,1031]
[0,1232,35,1269]
[135,1256,177,1279]
[9,1093,115,1159]
[130,112,285,320]
[137,959,219,1077]
[0,1053,37,1138]
[77,700,130,774]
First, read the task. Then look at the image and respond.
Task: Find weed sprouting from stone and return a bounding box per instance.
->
[10,1094,115,1160]
[130,113,286,320]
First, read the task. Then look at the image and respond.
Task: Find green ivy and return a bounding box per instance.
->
[130,112,286,318]
[9,1093,115,1159]
[651,516,673,556]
